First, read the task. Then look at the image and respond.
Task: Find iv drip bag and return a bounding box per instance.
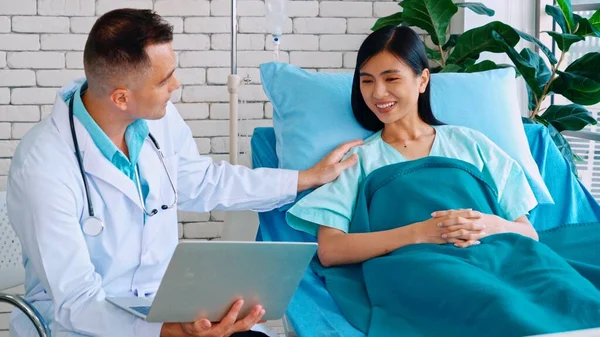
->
[265,0,288,37]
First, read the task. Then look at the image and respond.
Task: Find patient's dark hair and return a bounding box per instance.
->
[351,25,443,131]
[83,8,173,93]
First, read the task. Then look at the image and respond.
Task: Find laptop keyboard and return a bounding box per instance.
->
[130,306,151,316]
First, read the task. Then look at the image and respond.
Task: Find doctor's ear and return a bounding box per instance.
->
[110,89,129,111]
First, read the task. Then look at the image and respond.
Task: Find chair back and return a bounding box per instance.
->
[0,190,25,291]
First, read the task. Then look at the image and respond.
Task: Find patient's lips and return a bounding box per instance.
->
[375,101,397,114]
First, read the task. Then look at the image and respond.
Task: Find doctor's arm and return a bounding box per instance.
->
[7,169,164,337]
[297,139,362,192]
[173,112,361,213]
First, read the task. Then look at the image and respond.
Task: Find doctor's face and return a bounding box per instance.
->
[128,42,180,120]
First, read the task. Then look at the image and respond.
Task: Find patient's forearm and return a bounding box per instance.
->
[317,225,416,267]
[502,216,539,241]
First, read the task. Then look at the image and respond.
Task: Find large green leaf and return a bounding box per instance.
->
[552,52,600,105]
[521,48,552,96]
[573,14,600,37]
[556,0,576,33]
[546,5,569,34]
[540,104,597,132]
[516,29,557,64]
[591,8,600,28]
[400,0,458,46]
[372,12,403,31]
[492,31,551,100]
[565,52,600,80]
[555,71,600,94]
[464,60,512,73]
[546,31,585,52]
[426,47,442,60]
[455,2,495,16]
[442,34,459,50]
[556,87,600,106]
[553,52,600,108]
[447,21,519,65]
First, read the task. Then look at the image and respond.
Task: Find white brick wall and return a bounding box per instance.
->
[0,17,9,33]
[0,4,397,329]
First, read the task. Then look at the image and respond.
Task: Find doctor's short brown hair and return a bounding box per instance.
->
[83,8,173,94]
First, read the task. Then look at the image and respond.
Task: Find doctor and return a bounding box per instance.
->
[7,8,361,337]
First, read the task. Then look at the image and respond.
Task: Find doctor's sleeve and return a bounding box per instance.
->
[7,169,163,337]
[285,150,364,237]
[474,133,538,221]
[171,109,298,213]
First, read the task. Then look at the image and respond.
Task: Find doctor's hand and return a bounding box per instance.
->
[297,139,363,192]
[161,300,265,337]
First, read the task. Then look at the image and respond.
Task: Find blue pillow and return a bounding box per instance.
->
[259,62,553,205]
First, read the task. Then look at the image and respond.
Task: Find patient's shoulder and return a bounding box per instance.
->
[346,131,383,157]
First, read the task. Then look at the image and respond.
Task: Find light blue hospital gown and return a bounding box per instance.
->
[286,125,539,237]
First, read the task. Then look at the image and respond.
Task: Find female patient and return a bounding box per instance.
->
[285,26,600,337]
[287,25,539,266]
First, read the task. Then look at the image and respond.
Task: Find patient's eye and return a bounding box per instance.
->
[361,79,373,84]
[386,77,400,82]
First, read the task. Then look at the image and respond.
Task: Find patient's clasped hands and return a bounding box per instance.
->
[414,209,505,248]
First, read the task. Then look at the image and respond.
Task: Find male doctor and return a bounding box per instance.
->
[7,8,361,337]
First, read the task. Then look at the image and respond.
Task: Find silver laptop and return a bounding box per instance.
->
[107,240,317,323]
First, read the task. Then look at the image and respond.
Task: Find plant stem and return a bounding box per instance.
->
[438,43,446,67]
[530,51,566,118]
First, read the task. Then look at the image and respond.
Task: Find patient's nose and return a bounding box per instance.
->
[373,81,389,99]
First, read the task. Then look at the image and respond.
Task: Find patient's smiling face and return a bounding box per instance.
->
[359,51,429,125]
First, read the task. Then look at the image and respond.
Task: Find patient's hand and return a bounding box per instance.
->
[161,299,265,337]
[434,209,538,242]
[432,209,499,247]
[412,216,481,247]
[297,139,363,192]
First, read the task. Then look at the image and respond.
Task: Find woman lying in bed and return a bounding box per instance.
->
[286,25,600,337]
[287,25,538,261]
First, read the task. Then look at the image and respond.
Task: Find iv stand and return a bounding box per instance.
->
[228,0,240,165]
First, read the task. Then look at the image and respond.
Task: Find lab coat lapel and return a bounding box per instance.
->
[51,90,143,210]
[137,138,163,211]
[82,139,143,210]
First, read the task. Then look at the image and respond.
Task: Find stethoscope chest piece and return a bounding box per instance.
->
[82,216,104,237]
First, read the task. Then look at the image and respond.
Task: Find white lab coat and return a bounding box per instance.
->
[7,80,298,337]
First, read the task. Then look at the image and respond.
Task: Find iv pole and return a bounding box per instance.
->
[228,0,240,165]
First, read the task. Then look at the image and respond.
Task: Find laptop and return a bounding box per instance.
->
[107,240,318,323]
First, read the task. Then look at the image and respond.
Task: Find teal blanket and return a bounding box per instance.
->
[313,157,600,337]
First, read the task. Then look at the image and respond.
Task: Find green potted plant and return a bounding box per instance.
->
[373,0,600,174]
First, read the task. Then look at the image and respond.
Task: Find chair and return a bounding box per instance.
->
[0,191,51,337]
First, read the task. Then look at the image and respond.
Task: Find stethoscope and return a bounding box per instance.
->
[68,96,178,237]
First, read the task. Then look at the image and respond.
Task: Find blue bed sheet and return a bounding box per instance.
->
[251,124,600,337]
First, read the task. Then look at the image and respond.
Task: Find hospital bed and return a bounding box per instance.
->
[251,124,600,337]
